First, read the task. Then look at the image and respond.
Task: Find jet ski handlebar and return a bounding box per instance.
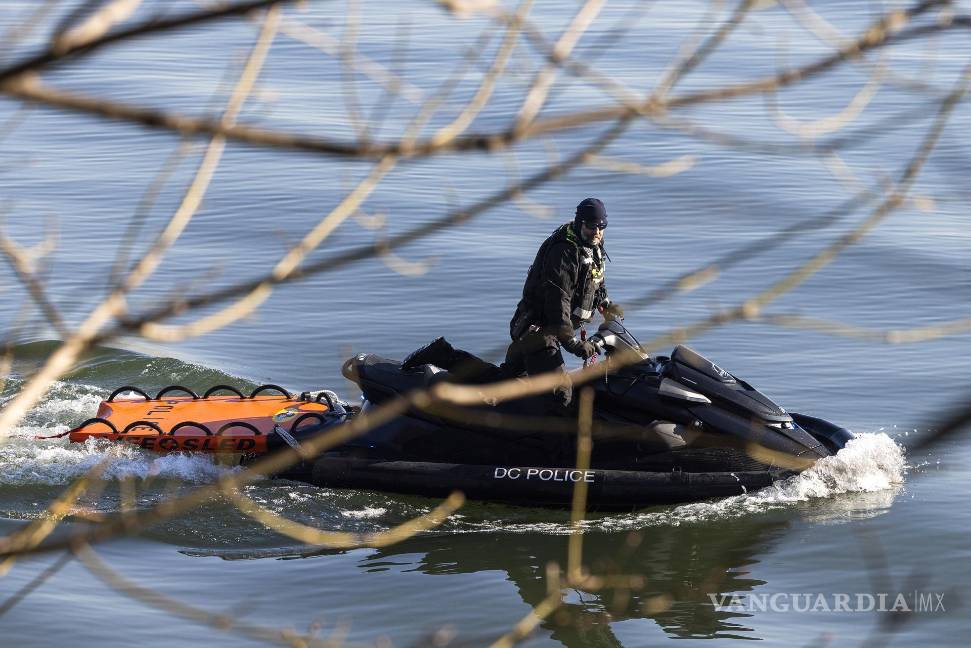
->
[587,320,650,361]
[587,332,608,354]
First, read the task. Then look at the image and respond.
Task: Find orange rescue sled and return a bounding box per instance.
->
[66,384,335,454]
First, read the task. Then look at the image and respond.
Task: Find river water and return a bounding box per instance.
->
[1,1,969,646]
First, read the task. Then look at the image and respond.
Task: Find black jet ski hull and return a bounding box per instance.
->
[277,455,796,510]
[257,328,854,509]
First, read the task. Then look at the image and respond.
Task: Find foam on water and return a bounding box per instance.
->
[3,381,104,437]
[1,385,236,486]
[599,432,906,531]
[452,432,906,535]
[0,436,235,486]
[341,507,388,520]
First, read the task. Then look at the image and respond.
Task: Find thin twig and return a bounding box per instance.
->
[760,313,971,344]
[223,486,465,548]
[567,387,594,581]
[488,592,563,648]
[0,225,68,338]
[0,458,109,576]
[53,0,143,54]
[107,117,634,336]
[0,0,293,84]
[278,16,425,104]
[0,552,73,618]
[766,50,887,140]
[339,0,367,142]
[433,62,971,407]
[2,3,958,162]
[512,0,605,132]
[139,154,396,342]
[650,0,758,101]
[0,7,282,441]
[429,0,533,148]
[74,543,319,647]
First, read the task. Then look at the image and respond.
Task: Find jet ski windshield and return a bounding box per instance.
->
[592,320,650,360]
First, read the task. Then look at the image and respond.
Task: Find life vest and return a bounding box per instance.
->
[565,224,606,325]
[510,223,606,339]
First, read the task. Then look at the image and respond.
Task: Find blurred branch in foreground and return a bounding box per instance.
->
[0,0,968,644]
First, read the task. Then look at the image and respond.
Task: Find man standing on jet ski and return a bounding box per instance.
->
[502,197,624,407]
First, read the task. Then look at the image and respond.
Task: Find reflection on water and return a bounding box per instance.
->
[181,485,899,644]
[358,520,791,643]
[186,516,789,642]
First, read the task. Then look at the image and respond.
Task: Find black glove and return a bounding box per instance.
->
[564,337,597,360]
[602,301,624,321]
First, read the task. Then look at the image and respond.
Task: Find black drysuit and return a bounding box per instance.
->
[503,222,609,407]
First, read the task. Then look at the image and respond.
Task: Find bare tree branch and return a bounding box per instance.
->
[107,118,634,336]
[53,0,143,54]
[139,154,396,342]
[512,0,605,132]
[0,552,73,618]
[0,7,282,440]
[760,313,971,344]
[433,61,971,407]
[2,3,959,163]
[0,0,294,84]
[74,542,319,646]
[428,0,533,148]
[278,15,426,104]
[0,221,67,337]
[223,486,465,548]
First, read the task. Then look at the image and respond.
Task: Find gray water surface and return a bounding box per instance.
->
[1,1,969,645]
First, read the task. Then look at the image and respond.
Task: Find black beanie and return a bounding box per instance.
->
[575,197,608,228]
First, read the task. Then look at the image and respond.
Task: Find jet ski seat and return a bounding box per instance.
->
[343,354,458,403]
[401,337,505,384]
[343,352,555,418]
[344,339,570,420]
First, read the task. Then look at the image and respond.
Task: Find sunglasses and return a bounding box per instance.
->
[582,221,607,231]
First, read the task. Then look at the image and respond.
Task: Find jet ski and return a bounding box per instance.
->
[315,320,853,509]
[61,321,851,509]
